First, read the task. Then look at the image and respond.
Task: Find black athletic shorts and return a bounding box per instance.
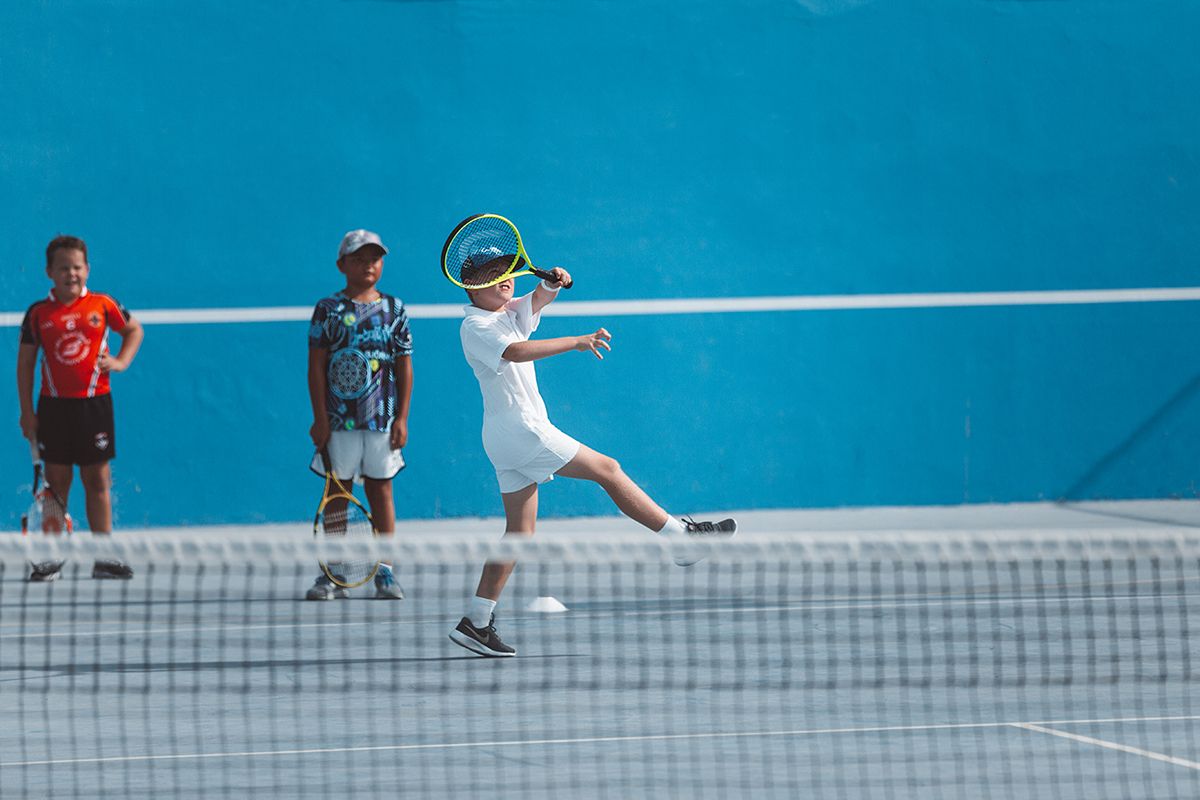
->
[36,394,117,466]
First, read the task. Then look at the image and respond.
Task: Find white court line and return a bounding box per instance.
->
[4,590,1199,640]
[2,287,1199,326]
[555,589,1200,624]
[5,715,1199,768]
[1013,722,1200,771]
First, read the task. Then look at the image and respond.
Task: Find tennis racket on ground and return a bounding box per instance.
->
[442,213,574,290]
[312,449,380,588]
[20,440,72,535]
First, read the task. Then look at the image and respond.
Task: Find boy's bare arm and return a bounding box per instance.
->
[503,328,611,363]
[99,315,144,372]
[308,347,331,448]
[390,355,412,449]
[531,267,572,315]
[16,343,38,440]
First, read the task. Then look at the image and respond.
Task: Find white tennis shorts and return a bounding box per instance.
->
[310,430,404,482]
[494,431,581,494]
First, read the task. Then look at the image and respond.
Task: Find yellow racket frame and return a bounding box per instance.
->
[312,460,380,588]
[441,213,571,290]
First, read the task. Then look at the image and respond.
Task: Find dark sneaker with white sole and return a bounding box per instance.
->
[28,559,66,583]
[683,517,738,537]
[449,615,516,657]
[671,517,738,566]
[92,559,134,580]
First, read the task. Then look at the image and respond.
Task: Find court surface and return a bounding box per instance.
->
[2,499,1199,799]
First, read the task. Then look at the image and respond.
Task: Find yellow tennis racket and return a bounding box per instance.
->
[312,449,379,588]
[441,213,574,290]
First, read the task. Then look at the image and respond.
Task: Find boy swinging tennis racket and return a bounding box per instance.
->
[443,216,735,657]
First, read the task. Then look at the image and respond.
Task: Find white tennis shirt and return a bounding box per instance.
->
[460,292,573,470]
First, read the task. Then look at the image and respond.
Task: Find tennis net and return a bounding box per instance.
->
[2,528,1198,799]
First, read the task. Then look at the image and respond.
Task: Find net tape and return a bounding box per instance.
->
[4,528,1200,567]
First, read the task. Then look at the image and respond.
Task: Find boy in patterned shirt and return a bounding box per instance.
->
[17,234,144,581]
[305,229,413,600]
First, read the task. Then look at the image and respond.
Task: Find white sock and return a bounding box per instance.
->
[468,596,497,628]
[658,516,686,536]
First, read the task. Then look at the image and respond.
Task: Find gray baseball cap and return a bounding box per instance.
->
[338,229,389,258]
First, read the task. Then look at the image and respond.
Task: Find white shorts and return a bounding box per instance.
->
[494,432,581,494]
[309,430,405,483]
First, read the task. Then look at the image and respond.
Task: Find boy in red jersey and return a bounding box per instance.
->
[16,235,144,581]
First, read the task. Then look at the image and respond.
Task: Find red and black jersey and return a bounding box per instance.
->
[20,289,130,398]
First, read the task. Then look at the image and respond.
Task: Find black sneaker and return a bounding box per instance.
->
[28,560,65,583]
[92,559,134,580]
[683,517,738,537]
[671,516,738,566]
[449,615,516,658]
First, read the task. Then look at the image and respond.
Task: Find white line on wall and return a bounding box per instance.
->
[2,287,1199,326]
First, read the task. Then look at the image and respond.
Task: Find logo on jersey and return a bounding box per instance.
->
[94,433,110,451]
[88,312,103,328]
[54,332,91,366]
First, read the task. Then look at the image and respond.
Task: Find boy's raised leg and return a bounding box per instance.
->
[554,445,669,531]
[555,444,737,564]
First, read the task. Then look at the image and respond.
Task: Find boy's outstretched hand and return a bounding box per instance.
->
[575,328,612,360]
[544,267,572,288]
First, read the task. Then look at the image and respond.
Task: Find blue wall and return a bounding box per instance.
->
[1,0,1197,527]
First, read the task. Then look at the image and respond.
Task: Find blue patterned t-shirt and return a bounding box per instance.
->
[308,292,413,432]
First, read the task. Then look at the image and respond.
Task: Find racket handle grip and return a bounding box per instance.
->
[532,268,573,290]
